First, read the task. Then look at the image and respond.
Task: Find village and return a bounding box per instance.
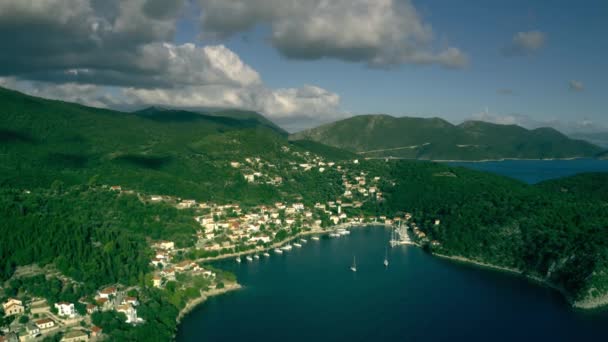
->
[1,152,440,341]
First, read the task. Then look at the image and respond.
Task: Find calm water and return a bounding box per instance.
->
[447,158,608,184]
[177,227,608,342]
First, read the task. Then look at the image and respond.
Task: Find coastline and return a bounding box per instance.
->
[194,222,392,263]
[362,156,592,163]
[176,283,242,323]
[431,253,608,311]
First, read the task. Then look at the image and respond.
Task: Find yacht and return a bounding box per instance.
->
[329,232,340,238]
[337,229,350,236]
[311,236,320,241]
[293,243,302,248]
[274,248,283,254]
[384,248,389,267]
[235,256,241,263]
[300,238,307,243]
[263,252,270,257]
[281,244,293,251]
[254,254,260,260]
[246,255,253,262]
[350,256,357,272]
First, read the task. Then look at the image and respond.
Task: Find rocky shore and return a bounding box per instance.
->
[176,283,242,323]
[432,253,608,310]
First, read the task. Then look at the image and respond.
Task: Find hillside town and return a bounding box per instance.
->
[1,153,439,341]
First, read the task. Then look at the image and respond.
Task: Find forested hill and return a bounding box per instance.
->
[290,114,602,160]
[0,86,351,202]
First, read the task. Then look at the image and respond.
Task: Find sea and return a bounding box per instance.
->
[176,159,608,342]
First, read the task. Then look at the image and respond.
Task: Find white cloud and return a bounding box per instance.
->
[122,84,343,122]
[198,0,467,68]
[467,111,606,134]
[502,30,546,56]
[569,80,584,92]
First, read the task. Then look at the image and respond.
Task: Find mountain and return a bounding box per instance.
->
[134,106,288,136]
[596,151,608,160]
[0,86,345,202]
[291,114,603,160]
[570,132,608,149]
[1,86,608,338]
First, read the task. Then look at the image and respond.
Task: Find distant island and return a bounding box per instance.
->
[290,114,603,161]
[1,87,608,341]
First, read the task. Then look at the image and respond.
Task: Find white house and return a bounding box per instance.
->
[35,318,55,330]
[55,302,76,318]
[98,287,117,299]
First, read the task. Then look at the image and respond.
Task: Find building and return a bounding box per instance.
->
[97,287,117,299]
[116,304,140,324]
[55,302,76,317]
[25,322,40,338]
[86,304,98,315]
[2,298,24,316]
[123,297,139,306]
[60,330,89,342]
[35,318,55,330]
[91,326,103,337]
[153,241,175,250]
[153,276,162,288]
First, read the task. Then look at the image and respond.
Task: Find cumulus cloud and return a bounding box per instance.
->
[569,80,584,92]
[122,84,343,121]
[0,77,116,108]
[467,111,606,134]
[199,0,467,68]
[0,0,344,127]
[502,30,546,56]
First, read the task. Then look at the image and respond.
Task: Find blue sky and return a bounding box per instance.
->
[206,0,607,128]
[0,0,606,132]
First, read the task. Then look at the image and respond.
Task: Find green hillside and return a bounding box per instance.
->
[1,86,608,324]
[0,86,345,203]
[291,114,602,160]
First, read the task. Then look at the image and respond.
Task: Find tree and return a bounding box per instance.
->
[19,315,29,324]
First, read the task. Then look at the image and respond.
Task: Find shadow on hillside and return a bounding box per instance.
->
[46,153,90,169]
[0,129,37,144]
[113,154,172,170]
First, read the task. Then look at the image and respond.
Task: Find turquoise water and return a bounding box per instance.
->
[447,159,608,184]
[176,227,608,341]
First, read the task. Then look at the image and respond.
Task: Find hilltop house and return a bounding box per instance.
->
[35,318,55,330]
[117,304,141,324]
[2,298,24,316]
[55,302,76,317]
[153,241,175,250]
[25,322,40,339]
[98,287,117,299]
[152,276,162,288]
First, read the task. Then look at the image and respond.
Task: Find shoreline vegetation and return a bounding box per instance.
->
[364,157,590,163]
[192,224,607,312]
[176,283,242,324]
[432,253,608,311]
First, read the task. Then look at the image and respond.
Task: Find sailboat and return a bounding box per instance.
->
[384,248,389,267]
[350,256,357,272]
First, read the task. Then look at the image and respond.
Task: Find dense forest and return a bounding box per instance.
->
[349,160,608,303]
[0,185,199,289]
[1,87,608,340]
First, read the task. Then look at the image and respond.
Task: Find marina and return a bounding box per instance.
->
[178,226,608,342]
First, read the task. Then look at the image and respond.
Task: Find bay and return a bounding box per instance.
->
[176,227,608,342]
[446,158,608,184]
